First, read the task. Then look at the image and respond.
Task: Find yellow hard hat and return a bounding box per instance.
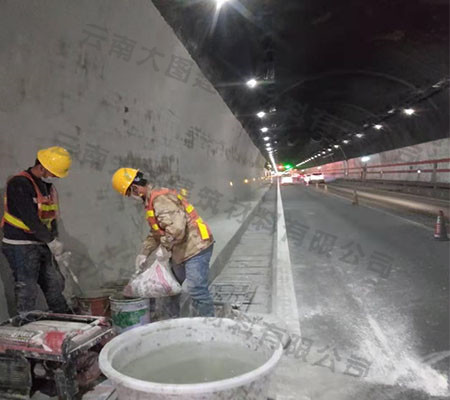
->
[37,146,72,178]
[112,168,139,196]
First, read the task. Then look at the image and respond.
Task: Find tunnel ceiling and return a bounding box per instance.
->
[152,0,449,166]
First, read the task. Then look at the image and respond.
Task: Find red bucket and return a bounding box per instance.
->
[76,290,111,317]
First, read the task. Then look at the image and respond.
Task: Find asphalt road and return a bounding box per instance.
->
[281,184,450,399]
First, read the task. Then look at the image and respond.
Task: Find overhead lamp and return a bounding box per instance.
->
[264,136,270,141]
[261,127,269,133]
[355,133,364,138]
[361,156,370,163]
[322,151,326,154]
[342,139,350,144]
[387,108,396,114]
[244,179,249,184]
[215,0,229,8]
[403,108,415,116]
[417,169,422,174]
[246,79,258,88]
[257,111,266,118]
[327,148,332,152]
[333,145,339,149]
[374,124,383,130]
[229,181,233,187]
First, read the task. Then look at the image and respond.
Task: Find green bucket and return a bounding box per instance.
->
[109,294,150,334]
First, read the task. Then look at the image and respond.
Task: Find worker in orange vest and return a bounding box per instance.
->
[112,168,215,317]
[1,147,72,314]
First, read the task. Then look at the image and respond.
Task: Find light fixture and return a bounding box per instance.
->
[253,178,256,181]
[244,179,249,184]
[229,181,233,187]
[264,136,270,141]
[387,108,396,114]
[374,124,383,130]
[270,107,277,112]
[257,111,266,118]
[333,145,339,149]
[318,167,322,170]
[246,79,258,88]
[215,0,229,9]
[261,127,269,133]
[342,139,350,144]
[403,108,415,116]
[356,133,364,138]
[361,156,370,163]
[322,151,326,155]
[417,169,422,174]
[327,148,332,152]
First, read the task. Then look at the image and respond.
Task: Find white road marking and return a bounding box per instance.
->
[273,180,301,336]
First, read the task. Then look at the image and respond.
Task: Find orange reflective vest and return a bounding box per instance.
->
[145,189,211,241]
[1,171,59,233]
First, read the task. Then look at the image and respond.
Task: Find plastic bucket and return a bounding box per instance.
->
[109,295,150,334]
[99,318,283,400]
[76,290,111,317]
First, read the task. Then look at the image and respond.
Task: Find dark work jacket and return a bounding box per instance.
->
[2,168,57,243]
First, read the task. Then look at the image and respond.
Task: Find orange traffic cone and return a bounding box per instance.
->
[352,189,359,205]
[434,210,449,241]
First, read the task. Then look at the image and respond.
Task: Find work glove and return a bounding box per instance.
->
[135,254,148,273]
[48,238,64,257]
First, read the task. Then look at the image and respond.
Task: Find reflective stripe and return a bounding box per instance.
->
[41,204,58,211]
[177,194,184,201]
[196,218,210,240]
[41,218,53,229]
[152,224,160,231]
[180,189,188,197]
[146,210,155,218]
[3,212,30,231]
[186,204,194,214]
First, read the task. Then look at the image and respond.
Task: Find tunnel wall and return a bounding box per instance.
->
[0,0,267,319]
[303,138,450,185]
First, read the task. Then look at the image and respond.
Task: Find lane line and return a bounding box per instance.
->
[273,180,301,336]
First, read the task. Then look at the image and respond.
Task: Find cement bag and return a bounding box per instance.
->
[123,246,181,298]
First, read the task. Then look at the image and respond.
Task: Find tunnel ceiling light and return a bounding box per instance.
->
[387,108,396,114]
[229,181,233,186]
[257,111,266,118]
[374,124,383,130]
[333,144,340,148]
[327,148,332,152]
[355,133,364,138]
[322,151,326,154]
[342,139,350,144]
[361,156,370,163]
[246,79,258,88]
[261,127,269,133]
[417,169,422,174]
[270,107,277,113]
[403,108,415,116]
[264,136,270,141]
[215,0,229,9]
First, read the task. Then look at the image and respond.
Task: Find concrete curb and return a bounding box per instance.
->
[209,184,273,283]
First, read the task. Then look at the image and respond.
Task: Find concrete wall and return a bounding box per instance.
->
[0,0,267,319]
[303,138,450,185]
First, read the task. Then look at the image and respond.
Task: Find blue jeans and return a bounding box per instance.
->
[162,244,215,318]
[2,243,69,314]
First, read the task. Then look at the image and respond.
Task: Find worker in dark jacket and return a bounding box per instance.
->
[1,146,72,314]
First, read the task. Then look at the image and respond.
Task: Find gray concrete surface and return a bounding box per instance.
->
[277,184,449,399]
[0,0,266,320]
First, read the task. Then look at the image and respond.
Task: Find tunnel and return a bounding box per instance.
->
[0,0,448,399]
